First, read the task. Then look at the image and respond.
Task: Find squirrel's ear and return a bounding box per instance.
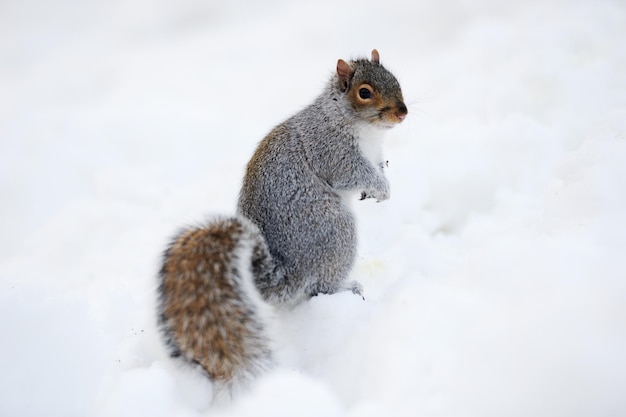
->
[337,59,354,93]
[371,49,380,64]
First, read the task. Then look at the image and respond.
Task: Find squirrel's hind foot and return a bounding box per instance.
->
[343,280,365,300]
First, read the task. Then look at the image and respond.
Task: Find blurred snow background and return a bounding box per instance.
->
[1,0,625,416]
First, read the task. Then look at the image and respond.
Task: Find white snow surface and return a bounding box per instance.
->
[1,0,626,416]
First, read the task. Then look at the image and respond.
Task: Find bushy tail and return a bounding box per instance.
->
[157,216,275,400]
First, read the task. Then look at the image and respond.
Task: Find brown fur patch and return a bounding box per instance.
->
[159,219,270,384]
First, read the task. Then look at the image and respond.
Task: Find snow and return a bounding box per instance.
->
[1,0,625,416]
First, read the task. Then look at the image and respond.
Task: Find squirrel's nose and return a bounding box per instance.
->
[396,102,408,122]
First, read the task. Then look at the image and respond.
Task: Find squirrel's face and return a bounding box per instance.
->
[347,80,407,128]
[337,50,408,129]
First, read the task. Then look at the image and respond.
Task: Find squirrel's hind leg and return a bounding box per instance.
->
[342,280,365,299]
[307,278,365,300]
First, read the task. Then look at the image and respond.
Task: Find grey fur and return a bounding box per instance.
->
[157,50,406,400]
[238,52,407,304]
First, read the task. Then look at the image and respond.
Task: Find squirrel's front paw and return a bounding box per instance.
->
[362,181,390,202]
[375,188,390,202]
[359,176,390,202]
[361,189,390,202]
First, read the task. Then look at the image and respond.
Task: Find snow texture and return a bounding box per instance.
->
[1,0,626,416]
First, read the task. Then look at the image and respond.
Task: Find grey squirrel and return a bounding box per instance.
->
[157,49,407,400]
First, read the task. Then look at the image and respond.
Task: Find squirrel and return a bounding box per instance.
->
[157,49,407,401]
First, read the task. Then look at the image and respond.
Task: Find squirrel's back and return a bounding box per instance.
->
[157,216,274,399]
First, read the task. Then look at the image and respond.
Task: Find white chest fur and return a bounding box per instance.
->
[338,124,387,206]
[358,124,386,167]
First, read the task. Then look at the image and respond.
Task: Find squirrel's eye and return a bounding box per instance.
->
[358,88,372,100]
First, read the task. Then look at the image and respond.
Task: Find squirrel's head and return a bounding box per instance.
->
[336,49,407,128]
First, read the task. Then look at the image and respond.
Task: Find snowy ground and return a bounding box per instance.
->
[1,0,626,416]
